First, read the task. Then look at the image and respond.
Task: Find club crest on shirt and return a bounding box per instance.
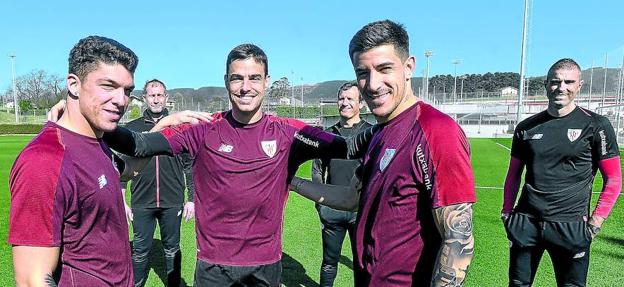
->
[379,148,396,172]
[261,140,277,158]
[567,129,582,142]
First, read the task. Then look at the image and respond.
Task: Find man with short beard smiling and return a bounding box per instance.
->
[9,35,141,287]
[311,81,372,286]
[348,20,476,286]
[100,43,375,286]
[502,58,622,286]
[122,79,195,287]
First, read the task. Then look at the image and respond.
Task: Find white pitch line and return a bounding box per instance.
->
[476,185,612,195]
[476,186,503,190]
[495,142,511,151]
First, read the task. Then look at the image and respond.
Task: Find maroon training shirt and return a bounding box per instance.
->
[162,111,341,266]
[9,122,133,286]
[355,102,476,286]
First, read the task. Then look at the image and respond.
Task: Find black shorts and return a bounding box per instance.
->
[193,259,282,287]
[505,212,593,287]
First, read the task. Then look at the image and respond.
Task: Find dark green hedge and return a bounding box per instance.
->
[0,124,44,134]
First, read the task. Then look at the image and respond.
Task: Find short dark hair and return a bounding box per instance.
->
[68,36,138,80]
[548,58,582,76]
[337,81,361,102]
[226,44,268,76]
[143,79,167,94]
[349,20,409,62]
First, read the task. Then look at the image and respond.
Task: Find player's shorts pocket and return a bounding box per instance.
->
[505,213,540,248]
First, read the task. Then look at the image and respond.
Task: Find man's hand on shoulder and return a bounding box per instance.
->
[151,111,214,132]
[46,99,66,122]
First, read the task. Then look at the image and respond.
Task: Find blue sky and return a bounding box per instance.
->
[1,0,623,90]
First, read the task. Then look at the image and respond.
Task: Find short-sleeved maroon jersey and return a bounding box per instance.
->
[355,102,476,286]
[9,122,132,286]
[163,112,341,266]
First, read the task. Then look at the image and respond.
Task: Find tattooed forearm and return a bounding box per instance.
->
[44,272,58,287]
[431,203,474,287]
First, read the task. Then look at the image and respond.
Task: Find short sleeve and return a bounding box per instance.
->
[422,116,476,208]
[510,127,525,160]
[162,123,209,157]
[592,116,619,161]
[8,147,73,247]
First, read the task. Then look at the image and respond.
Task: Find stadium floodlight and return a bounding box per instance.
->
[588,60,594,109]
[602,53,608,114]
[424,51,433,101]
[517,0,529,126]
[459,75,467,101]
[10,54,19,123]
[452,59,462,103]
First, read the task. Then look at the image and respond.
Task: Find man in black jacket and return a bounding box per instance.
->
[311,81,372,286]
[123,79,195,287]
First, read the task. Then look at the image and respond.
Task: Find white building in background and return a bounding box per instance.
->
[501,87,518,98]
[278,97,302,106]
[4,101,15,109]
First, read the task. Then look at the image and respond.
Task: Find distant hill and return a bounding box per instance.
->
[130,68,622,111]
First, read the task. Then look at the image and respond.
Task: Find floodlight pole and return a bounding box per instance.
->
[10,54,19,123]
[424,51,433,101]
[588,60,594,109]
[452,59,462,103]
[601,53,608,114]
[517,0,529,126]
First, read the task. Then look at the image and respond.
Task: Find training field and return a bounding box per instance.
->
[1,136,623,286]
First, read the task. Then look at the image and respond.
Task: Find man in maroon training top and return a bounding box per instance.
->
[9,36,141,286]
[102,43,372,286]
[349,20,477,286]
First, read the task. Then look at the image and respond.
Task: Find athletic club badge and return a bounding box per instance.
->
[261,140,277,158]
[379,148,396,172]
[567,129,582,142]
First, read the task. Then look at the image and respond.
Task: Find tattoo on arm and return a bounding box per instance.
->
[431,203,474,287]
[44,272,58,287]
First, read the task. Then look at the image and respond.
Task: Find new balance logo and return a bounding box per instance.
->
[98,175,107,189]
[218,144,233,153]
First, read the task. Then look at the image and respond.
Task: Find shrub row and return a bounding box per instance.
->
[0,124,45,135]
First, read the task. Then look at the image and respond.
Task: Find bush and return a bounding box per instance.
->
[0,124,44,134]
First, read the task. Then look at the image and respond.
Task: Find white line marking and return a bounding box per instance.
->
[476,185,612,194]
[495,142,511,151]
[476,186,503,190]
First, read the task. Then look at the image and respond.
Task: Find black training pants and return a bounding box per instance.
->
[317,205,357,287]
[505,213,593,287]
[132,207,183,287]
[193,259,282,287]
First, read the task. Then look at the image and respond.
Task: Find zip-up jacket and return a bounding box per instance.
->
[123,109,194,208]
[312,120,372,186]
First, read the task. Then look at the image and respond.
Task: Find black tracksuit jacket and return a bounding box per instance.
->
[123,109,194,208]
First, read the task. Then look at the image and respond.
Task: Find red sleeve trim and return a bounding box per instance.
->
[502,157,524,213]
[420,106,476,208]
[593,156,622,218]
[8,128,66,246]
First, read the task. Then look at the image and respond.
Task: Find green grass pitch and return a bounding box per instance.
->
[1,136,623,286]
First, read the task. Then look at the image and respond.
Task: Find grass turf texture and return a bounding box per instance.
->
[1,136,623,286]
